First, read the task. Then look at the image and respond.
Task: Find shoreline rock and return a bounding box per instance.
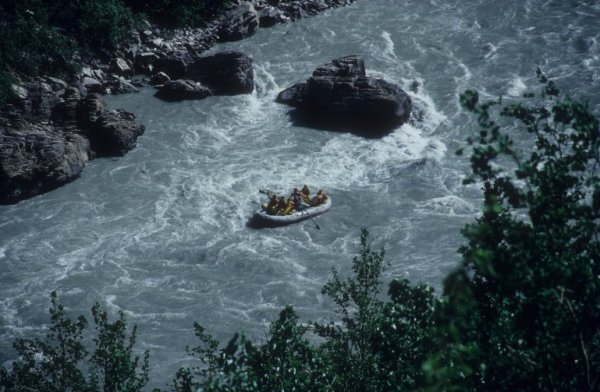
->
[1,85,144,204]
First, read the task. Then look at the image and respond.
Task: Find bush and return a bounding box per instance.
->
[428,70,600,391]
[0,292,149,392]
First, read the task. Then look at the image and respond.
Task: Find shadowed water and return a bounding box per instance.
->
[1,0,599,388]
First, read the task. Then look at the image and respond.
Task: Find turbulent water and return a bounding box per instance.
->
[2,0,599,388]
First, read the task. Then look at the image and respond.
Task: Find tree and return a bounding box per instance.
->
[88,304,150,392]
[0,292,149,392]
[315,229,437,392]
[0,291,89,392]
[428,70,600,391]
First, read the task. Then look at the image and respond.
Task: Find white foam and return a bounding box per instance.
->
[416,195,477,216]
[380,31,397,62]
[507,75,527,97]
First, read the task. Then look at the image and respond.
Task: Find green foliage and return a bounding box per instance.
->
[88,304,149,392]
[0,292,149,392]
[0,291,88,392]
[315,229,437,392]
[170,230,437,392]
[0,0,231,87]
[124,0,233,27]
[429,70,600,391]
[0,72,16,107]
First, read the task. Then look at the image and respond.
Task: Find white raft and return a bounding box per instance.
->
[253,197,332,225]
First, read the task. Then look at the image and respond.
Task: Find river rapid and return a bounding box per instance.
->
[1,0,599,388]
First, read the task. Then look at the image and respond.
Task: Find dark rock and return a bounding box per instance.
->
[276,55,412,137]
[186,51,253,95]
[81,77,104,94]
[217,2,259,42]
[107,76,139,94]
[275,83,306,106]
[154,79,211,102]
[134,52,160,74]
[258,7,288,27]
[76,93,107,135]
[45,76,68,91]
[89,110,145,157]
[0,125,90,204]
[50,87,81,128]
[154,55,188,79]
[111,57,132,76]
[312,55,365,77]
[10,81,60,123]
[149,72,171,86]
[300,0,329,16]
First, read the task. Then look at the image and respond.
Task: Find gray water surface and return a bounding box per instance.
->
[2,0,599,388]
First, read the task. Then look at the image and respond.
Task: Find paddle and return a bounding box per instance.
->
[300,204,321,230]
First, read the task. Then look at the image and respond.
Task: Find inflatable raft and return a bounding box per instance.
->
[253,197,332,226]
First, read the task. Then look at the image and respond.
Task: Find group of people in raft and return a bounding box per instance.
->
[263,185,328,216]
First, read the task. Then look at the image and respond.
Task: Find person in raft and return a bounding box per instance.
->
[301,184,311,204]
[310,189,328,206]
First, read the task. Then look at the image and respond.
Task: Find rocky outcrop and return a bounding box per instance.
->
[217,2,259,42]
[153,51,254,101]
[0,86,144,204]
[89,109,145,157]
[186,51,254,95]
[0,123,90,204]
[276,55,412,137]
[154,79,211,102]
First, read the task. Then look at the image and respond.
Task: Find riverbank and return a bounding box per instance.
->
[0,0,362,204]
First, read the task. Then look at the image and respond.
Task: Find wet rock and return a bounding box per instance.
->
[0,124,90,204]
[106,75,139,94]
[186,51,253,95]
[276,55,412,137]
[149,72,171,86]
[217,2,259,42]
[258,7,288,27]
[154,55,189,79]
[89,109,145,156]
[154,79,211,102]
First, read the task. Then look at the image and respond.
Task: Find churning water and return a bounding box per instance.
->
[1,0,599,388]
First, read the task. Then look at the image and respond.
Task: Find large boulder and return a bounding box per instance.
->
[88,109,145,157]
[186,51,254,95]
[217,2,259,42]
[154,79,211,102]
[154,54,189,80]
[276,55,412,136]
[0,125,90,204]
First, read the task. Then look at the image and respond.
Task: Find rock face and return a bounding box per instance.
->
[154,79,211,102]
[186,51,254,95]
[0,87,144,204]
[0,124,90,204]
[153,51,254,101]
[276,55,412,136]
[217,2,259,42]
[89,109,145,157]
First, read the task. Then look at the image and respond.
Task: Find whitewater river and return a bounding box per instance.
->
[2,0,599,388]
